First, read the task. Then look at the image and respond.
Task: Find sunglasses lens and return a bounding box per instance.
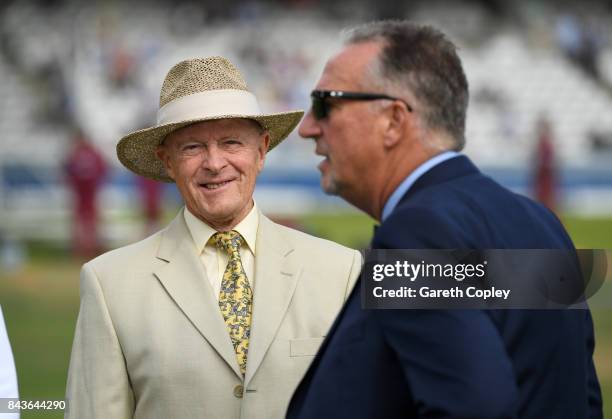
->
[311,96,327,120]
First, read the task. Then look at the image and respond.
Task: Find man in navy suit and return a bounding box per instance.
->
[288,20,602,419]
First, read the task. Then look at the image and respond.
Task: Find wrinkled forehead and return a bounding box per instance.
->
[165,118,263,144]
[317,41,383,90]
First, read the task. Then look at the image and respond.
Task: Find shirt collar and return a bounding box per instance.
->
[381,151,460,222]
[184,202,259,255]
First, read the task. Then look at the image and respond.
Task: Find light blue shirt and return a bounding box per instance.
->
[381,151,460,221]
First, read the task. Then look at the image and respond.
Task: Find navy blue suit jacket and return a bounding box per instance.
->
[287,156,602,419]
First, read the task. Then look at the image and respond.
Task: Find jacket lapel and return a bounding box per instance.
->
[244,214,301,385]
[153,210,242,379]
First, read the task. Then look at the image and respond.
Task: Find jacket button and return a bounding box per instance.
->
[233,384,244,398]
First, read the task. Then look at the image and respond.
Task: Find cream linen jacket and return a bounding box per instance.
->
[65,209,361,419]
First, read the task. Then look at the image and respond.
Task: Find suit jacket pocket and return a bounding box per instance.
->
[290,337,325,357]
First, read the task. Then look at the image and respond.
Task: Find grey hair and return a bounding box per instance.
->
[343,20,469,150]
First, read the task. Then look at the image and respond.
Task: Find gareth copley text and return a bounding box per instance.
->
[372,286,511,300]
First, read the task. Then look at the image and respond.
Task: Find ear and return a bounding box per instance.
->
[257,132,270,171]
[382,101,410,149]
[155,144,176,181]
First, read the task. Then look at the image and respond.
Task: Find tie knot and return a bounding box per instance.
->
[212,230,243,256]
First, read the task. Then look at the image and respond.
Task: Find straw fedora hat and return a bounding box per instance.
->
[117,56,304,182]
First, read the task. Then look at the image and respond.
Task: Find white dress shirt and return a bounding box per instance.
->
[184,203,258,300]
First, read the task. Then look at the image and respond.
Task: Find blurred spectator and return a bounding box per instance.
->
[555,13,581,60]
[0,305,19,419]
[532,116,558,212]
[63,128,108,259]
[0,233,26,274]
[34,61,72,126]
[555,12,604,82]
[590,130,612,152]
[136,176,163,236]
[109,45,137,90]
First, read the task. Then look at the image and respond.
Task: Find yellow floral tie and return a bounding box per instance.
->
[212,231,253,376]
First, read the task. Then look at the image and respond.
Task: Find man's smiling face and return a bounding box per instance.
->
[157,118,269,230]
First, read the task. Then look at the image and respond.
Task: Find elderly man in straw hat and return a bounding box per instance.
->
[65,57,362,419]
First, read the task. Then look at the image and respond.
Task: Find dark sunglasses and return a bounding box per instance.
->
[310,90,413,120]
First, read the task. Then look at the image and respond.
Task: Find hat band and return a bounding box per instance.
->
[156,89,261,125]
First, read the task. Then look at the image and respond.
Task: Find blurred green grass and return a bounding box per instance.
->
[0,212,610,418]
[1,261,78,418]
